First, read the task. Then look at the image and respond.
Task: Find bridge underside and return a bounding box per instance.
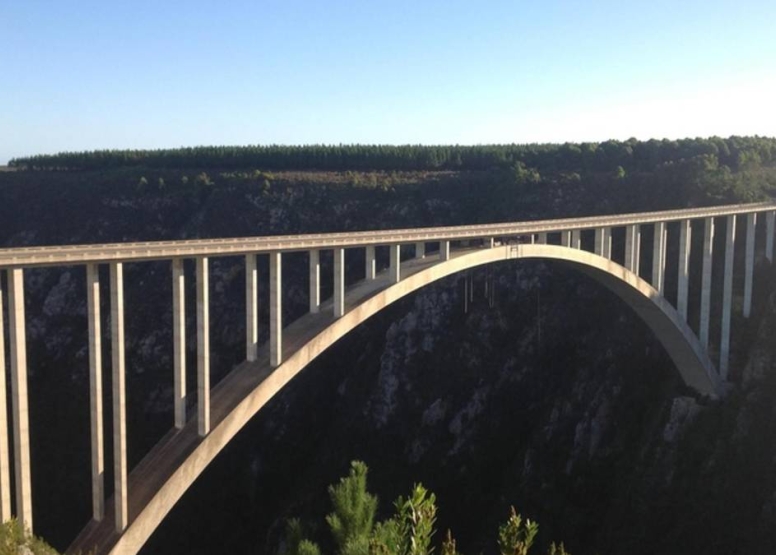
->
[68,244,720,554]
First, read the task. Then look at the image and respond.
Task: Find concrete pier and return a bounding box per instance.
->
[309,250,320,313]
[595,227,612,260]
[677,221,691,320]
[700,218,715,348]
[571,230,581,249]
[624,224,640,275]
[196,258,210,437]
[652,222,666,294]
[594,228,604,256]
[595,228,611,258]
[561,231,572,247]
[744,213,756,318]
[365,246,376,280]
[86,264,104,521]
[246,255,258,361]
[416,242,425,259]
[0,277,11,522]
[172,259,186,429]
[537,233,548,244]
[440,240,450,261]
[270,252,282,367]
[720,215,736,379]
[767,211,775,263]
[334,248,345,317]
[389,245,400,283]
[9,269,32,531]
[109,263,127,532]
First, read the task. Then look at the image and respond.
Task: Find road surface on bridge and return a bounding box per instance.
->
[2,201,775,268]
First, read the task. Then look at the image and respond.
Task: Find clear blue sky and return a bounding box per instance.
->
[2,0,775,164]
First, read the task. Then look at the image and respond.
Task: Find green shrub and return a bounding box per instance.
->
[0,519,60,555]
[283,461,570,555]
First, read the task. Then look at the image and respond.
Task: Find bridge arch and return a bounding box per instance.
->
[72,243,722,554]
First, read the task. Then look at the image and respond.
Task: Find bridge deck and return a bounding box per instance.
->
[4,201,775,268]
[67,252,446,554]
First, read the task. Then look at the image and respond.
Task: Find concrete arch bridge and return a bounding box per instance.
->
[0,201,774,553]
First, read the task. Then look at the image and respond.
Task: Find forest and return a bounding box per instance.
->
[8,136,776,175]
[5,137,776,236]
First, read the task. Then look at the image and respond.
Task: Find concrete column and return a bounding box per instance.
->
[365,246,376,280]
[594,228,612,257]
[309,249,320,314]
[334,248,345,317]
[700,218,715,348]
[561,231,572,247]
[440,241,451,261]
[196,257,210,437]
[744,213,757,318]
[172,259,186,430]
[109,263,127,532]
[624,225,640,274]
[416,242,425,258]
[594,228,606,256]
[8,270,31,531]
[86,264,104,521]
[766,211,775,263]
[389,245,401,283]
[677,220,692,321]
[652,222,667,294]
[246,254,258,361]
[270,252,282,367]
[0,277,11,522]
[537,233,548,245]
[571,230,581,249]
[487,237,495,248]
[720,215,737,380]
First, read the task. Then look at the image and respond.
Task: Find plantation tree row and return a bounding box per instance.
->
[9,136,776,174]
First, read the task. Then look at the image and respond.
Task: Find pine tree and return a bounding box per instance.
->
[285,518,323,555]
[497,507,538,555]
[326,461,378,555]
[546,543,571,555]
[282,463,571,555]
[440,530,461,555]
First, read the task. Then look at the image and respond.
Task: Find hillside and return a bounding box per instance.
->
[2,138,776,554]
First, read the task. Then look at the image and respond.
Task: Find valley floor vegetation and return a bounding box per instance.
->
[284,461,570,555]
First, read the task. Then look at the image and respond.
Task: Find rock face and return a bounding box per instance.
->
[2,172,776,555]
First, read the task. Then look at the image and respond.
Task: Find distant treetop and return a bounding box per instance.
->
[9,136,776,174]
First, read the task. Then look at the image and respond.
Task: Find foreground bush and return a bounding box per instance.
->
[284,460,570,555]
[0,519,59,555]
